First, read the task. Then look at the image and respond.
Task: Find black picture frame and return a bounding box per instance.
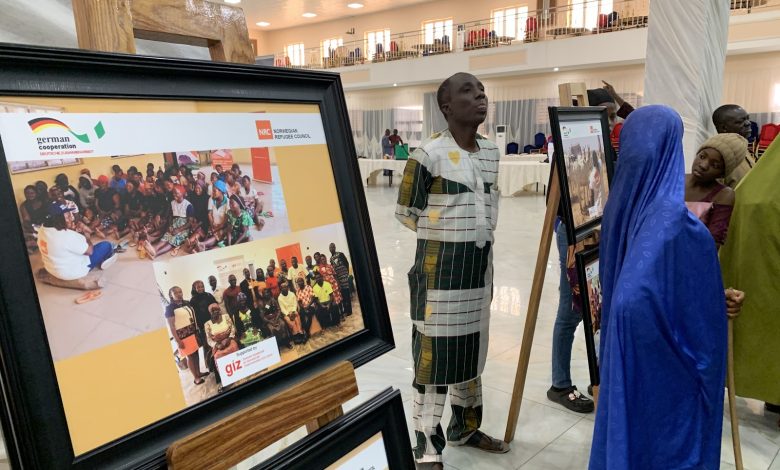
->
[548,106,614,245]
[575,247,601,388]
[255,388,414,470]
[0,43,393,469]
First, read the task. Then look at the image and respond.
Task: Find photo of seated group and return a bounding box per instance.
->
[11,148,291,362]
[152,223,363,405]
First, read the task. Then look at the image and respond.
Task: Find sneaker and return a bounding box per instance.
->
[100,252,119,270]
[547,385,594,413]
[765,402,780,414]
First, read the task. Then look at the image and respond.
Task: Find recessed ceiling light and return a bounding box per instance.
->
[224,0,241,4]
[393,83,398,87]
[347,2,364,8]
[553,67,560,72]
[302,12,317,18]
[256,21,270,27]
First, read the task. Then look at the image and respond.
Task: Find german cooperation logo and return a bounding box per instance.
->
[28,117,105,154]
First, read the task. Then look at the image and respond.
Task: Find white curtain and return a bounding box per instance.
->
[644,0,730,168]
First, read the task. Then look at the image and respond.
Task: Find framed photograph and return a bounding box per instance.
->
[549,106,614,245]
[575,247,601,388]
[0,43,392,469]
[255,388,414,470]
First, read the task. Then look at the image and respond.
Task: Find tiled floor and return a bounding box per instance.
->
[347,184,780,470]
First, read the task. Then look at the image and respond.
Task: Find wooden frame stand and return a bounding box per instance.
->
[71,0,255,63]
[167,361,359,470]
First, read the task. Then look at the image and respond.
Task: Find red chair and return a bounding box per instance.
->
[757,123,780,158]
[525,17,538,42]
[610,122,624,155]
[465,30,477,48]
[598,14,609,30]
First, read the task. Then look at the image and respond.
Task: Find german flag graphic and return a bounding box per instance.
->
[28,117,105,143]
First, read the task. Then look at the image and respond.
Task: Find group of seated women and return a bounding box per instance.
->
[18,161,267,260]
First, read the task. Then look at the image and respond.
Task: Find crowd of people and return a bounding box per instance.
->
[163,244,355,390]
[19,161,270,269]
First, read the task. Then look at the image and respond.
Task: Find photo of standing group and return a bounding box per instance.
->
[584,258,602,335]
[152,223,364,405]
[558,121,611,230]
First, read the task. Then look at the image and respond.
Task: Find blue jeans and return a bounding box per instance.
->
[88,241,114,269]
[551,220,582,389]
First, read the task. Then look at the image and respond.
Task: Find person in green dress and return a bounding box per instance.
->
[236,293,263,347]
[226,194,252,246]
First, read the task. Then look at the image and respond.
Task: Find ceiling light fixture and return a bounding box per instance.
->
[302,12,317,18]
[224,0,241,4]
[553,67,560,72]
[393,83,398,87]
[256,21,270,27]
[347,2,364,8]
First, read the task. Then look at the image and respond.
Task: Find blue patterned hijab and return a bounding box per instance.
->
[590,105,727,469]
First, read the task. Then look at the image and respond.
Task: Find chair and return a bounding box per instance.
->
[525,17,538,42]
[441,35,450,52]
[389,41,399,60]
[523,132,547,154]
[506,142,519,155]
[756,123,780,158]
[466,30,478,49]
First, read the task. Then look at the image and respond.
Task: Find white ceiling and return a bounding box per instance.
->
[229,0,434,32]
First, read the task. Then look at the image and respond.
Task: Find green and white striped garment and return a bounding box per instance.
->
[396,129,500,386]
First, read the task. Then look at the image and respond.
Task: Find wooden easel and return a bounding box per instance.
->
[71,0,255,64]
[504,83,591,442]
[167,361,359,470]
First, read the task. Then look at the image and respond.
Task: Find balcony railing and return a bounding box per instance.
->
[273,0,779,69]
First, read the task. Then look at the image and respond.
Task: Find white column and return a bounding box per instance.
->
[643,0,730,168]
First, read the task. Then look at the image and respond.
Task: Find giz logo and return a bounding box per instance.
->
[256,120,274,140]
[225,359,242,377]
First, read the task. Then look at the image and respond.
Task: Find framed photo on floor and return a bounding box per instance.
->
[256,388,414,470]
[549,106,614,245]
[0,43,392,469]
[575,247,601,388]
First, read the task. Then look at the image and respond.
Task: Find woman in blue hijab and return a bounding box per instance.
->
[590,105,727,469]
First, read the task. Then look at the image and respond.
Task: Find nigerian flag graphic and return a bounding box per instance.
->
[28,117,105,143]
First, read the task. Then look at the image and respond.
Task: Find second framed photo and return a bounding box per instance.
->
[255,388,414,470]
[575,247,601,389]
[549,106,614,245]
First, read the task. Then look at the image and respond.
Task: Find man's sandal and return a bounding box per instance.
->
[450,430,509,454]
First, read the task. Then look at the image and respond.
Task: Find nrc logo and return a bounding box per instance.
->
[255,120,273,140]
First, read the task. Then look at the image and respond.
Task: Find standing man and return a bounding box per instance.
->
[395,72,507,469]
[712,104,755,184]
[389,128,404,148]
[381,129,393,157]
[329,243,352,316]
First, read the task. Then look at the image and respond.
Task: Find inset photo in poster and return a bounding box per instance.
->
[575,247,601,389]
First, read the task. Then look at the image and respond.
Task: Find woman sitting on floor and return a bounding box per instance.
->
[238,175,265,230]
[145,187,196,258]
[19,184,49,252]
[226,194,253,246]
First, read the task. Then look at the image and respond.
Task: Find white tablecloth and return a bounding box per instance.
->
[358,158,550,196]
[358,158,407,185]
[497,161,551,196]
[502,153,547,163]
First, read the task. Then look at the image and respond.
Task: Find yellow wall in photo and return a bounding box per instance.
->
[54,328,186,455]
[10,154,164,206]
[274,144,343,231]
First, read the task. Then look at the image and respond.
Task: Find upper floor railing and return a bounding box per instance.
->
[273,0,779,69]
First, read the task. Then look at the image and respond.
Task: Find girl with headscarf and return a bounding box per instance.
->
[226,194,252,246]
[208,179,229,245]
[720,137,780,421]
[146,186,196,258]
[590,106,727,469]
[685,133,750,247]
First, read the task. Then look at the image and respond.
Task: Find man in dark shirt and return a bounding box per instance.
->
[239,268,253,303]
[329,243,352,315]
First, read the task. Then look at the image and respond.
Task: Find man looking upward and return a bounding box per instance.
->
[396,72,507,469]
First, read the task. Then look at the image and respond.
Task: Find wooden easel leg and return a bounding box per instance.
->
[727,320,744,470]
[306,406,344,433]
[504,167,561,443]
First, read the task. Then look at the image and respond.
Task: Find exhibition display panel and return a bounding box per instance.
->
[0,43,393,469]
